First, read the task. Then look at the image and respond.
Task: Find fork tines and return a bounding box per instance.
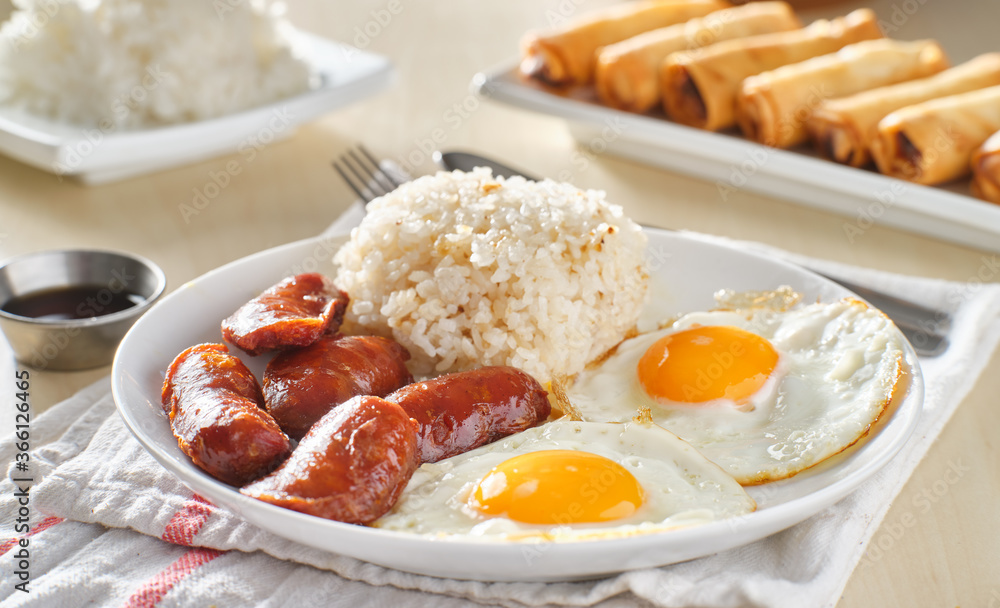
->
[333,145,404,203]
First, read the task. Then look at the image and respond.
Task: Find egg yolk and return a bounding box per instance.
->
[468,450,644,524]
[637,325,778,404]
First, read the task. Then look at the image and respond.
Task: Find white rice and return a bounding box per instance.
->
[333,168,650,384]
[0,0,311,129]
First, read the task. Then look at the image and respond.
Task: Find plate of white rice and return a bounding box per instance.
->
[332,167,650,383]
[0,0,393,184]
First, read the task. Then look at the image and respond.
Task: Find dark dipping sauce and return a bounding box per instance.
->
[1,285,145,321]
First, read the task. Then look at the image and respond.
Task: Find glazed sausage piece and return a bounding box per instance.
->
[263,335,413,440]
[162,343,291,486]
[241,395,420,524]
[221,273,349,356]
[387,366,551,463]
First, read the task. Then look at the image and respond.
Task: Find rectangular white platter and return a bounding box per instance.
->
[473,63,1000,255]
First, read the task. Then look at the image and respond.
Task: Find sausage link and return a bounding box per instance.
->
[263,335,413,440]
[162,343,291,486]
[387,366,550,463]
[241,395,419,524]
[221,273,349,356]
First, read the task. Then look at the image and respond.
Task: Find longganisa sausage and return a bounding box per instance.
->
[262,334,414,440]
[241,395,420,525]
[162,343,291,486]
[221,273,349,356]
[386,366,551,463]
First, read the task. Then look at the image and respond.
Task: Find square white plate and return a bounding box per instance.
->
[474,63,1000,254]
[0,31,394,184]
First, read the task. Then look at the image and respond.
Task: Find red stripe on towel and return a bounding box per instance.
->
[122,547,223,608]
[0,516,64,556]
[161,494,214,546]
[121,495,225,607]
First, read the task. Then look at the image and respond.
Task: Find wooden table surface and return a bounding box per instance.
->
[1,1,998,606]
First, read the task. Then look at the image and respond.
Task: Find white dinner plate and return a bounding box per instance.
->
[473,63,1000,255]
[0,31,393,185]
[112,228,923,582]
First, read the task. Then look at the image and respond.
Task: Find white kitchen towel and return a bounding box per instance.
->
[2,239,999,608]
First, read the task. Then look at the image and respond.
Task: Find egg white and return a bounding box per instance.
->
[565,298,906,485]
[372,420,756,540]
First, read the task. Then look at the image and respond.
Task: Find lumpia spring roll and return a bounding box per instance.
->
[521,0,730,88]
[972,130,1000,204]
[660,8,883,131]
[737,39,949,149]
[872,85,1000,185]
[809,53,1000,167]
[595,1,800,113]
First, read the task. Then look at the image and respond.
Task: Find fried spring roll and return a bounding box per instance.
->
[871,85,1000,186]
[660,9,883,131]
[809,53,1000,167]
[737,39,949,149]
[521,0,730,87]
[595,1,800,113]
[972,130,1000,204]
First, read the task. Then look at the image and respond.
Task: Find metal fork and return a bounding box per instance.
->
[332,145,952,357]
[332,145,405,202]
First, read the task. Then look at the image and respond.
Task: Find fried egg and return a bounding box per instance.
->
[373,420,755,540]
[564,298,905,484]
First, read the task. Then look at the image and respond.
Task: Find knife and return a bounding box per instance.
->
[433,149,951,357]
[434,150,540,181]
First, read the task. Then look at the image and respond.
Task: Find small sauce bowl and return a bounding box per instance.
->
[0,249,167,370]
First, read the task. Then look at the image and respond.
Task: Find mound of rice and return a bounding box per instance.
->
[0,0,310,129]
[333,168,649,383]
